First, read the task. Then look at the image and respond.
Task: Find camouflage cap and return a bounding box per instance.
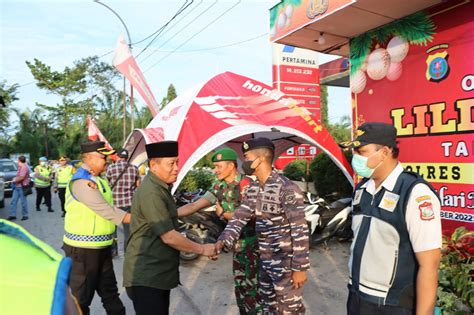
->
[212,148,238,162]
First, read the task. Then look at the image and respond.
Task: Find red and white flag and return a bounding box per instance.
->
[87,116,113,150]
[113,35,159,117]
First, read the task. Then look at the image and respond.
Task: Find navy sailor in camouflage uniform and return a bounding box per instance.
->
[178,148,261,314]
[216,138,310,314]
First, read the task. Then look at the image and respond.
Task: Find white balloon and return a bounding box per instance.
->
[277,12,287,30]
[285,5,293,18]
[351,70,367,94]
[367,48,391,80]
[386,62,403,81]
[387,36,409,63]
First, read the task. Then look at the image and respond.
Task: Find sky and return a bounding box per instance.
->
[0,0,350,126]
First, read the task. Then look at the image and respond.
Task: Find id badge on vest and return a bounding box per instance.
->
[353,189,364,206]
[379,191,400,212]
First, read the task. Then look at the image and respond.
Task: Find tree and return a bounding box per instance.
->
[159,84,177,110]
[26,56,120,131]
[311,151,353,198]
[327,115,351,142]
[0,80,20,133]
[320,84,328,127]
[26,56,121,156]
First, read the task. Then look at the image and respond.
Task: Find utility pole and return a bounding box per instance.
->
[94,0,134,143]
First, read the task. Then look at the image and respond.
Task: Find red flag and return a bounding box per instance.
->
[113,35,159,117]
[87,116,113,150]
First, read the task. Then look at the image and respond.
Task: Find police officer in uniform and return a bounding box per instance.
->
[178,148,261,314]
[123,140,217,315]
[34,156,54,212]
[62,141,130,315]
[339,122,441,315]
[54,156,75,217]
[217,138,310,314]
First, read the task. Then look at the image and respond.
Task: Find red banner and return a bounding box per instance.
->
[350,2,474,234]
[113,36,158,117]
[87,116,113,150]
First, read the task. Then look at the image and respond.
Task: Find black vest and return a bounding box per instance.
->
[349,170,437,309]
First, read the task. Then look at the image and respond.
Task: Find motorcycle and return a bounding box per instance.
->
[178,205,226,261]
[304,192,353,245]
[175,189,226,261]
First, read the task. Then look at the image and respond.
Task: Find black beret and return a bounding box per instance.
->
[146,141,179,158]
[80,141,115,155]
[242,137,275,153]
[339,122,397,149]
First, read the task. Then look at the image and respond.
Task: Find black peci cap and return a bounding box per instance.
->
[146,141,179,158]
[80,141,115,155]
[241,137,275,153]
[117,148,129,159]
[339,122,397,149]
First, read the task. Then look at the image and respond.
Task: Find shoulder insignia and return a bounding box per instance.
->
[417,195,434,221]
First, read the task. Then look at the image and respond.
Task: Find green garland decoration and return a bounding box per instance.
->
[270,0,303,30]
[350,12,436,75]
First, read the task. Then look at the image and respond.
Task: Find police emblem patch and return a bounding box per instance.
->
[417,195,435,221]
[216,153,222,160]
[243,142,249,150]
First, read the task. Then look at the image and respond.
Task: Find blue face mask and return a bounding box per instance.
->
[351,150,383,178]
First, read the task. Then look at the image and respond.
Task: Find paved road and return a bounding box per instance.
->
[1,190,351,314]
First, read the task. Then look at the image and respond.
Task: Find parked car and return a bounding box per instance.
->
[0,173,5,208]
[0,158,33,197]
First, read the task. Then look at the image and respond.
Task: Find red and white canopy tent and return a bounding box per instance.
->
[124,71,353,192]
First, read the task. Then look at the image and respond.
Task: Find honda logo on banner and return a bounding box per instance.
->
[113,35,159,117]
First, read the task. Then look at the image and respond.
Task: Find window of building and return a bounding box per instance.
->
[298,147,305,155]
[286,147,294,155]
[310,147,317,155]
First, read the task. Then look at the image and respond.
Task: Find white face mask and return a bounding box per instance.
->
[40,161,47,166]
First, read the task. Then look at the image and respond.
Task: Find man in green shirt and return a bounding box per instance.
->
[178,147,260,314]
[123,140,217,315]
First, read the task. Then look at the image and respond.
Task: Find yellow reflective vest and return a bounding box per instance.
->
[56,165,75,188]
[34,165,52,187]
[0,219,74,315]
[63,167,115,248]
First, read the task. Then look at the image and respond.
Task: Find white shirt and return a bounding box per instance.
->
[361,163,442,253]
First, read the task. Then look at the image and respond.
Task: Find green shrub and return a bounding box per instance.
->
[177,167,214,193]
[283,160,312,181]
[310,151,353,198]
[437,227,474,314]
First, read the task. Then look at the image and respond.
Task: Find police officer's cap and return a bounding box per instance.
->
[117,148,129,159]
[212,148,237,162]
[146,140,179,159]
[39,156,48,161]
[339,122,397,149]
[80,141,116,156]
[242,137,275,153]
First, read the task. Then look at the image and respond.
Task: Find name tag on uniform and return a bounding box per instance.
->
[353,189,363,205]
[379,191,400,212]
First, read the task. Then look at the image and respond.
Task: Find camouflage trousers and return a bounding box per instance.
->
[233,235,261,315]
[259,261,305,315]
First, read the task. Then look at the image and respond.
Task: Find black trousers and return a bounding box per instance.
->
[126,286,170,315]
[63,243,125,315]
[347,290,414,315]
[36,186,52,210]
[58,187,66,213]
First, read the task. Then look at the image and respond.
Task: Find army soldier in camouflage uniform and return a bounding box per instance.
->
[217,138,310,314]
[178,148,261,314]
